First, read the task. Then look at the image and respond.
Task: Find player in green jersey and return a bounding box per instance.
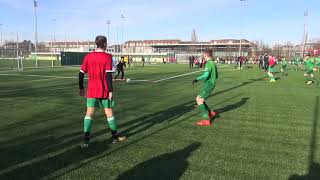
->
[293,56,300,71]
[192,49,218,126]
[304,54,320,85]
[316,57,320,70]
[280,57,288,76]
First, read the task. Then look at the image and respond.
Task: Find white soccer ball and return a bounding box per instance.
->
[126,78,131,83]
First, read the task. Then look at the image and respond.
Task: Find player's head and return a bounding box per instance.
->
[203,49,213,60]
[121,56,124,61]
[95,35,107,50]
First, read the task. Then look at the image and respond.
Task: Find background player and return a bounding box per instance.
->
[268,55,277,83]
[281,57,288,76]
[114,56,126,80]
[79,35,126,148]
[304,54,320,85]
[192,49,218,126]
[263,53,269,72]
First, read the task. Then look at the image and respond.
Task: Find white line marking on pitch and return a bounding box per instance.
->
[153,68,237,83]
[0,74,78,79]
[153,70,204,82]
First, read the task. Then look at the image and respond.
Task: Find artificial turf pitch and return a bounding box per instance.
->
[0,64,319,180]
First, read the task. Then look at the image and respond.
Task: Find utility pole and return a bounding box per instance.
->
[33,0,39,68]
[107,17,110,51]
[302,8,308,58]
[0,24,3,59]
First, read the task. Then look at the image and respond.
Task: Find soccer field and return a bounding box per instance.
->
[0,64,319,180]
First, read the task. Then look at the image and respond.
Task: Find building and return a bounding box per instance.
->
[123,39,256,56]
[43,41,117,53]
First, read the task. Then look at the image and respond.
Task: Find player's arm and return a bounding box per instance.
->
[79,71,85,90]
[192,68,210,85]
[106,55,114,99]
[106,72,113,92]
[79,56,88,96]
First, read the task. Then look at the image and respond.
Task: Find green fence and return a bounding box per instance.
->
[61,52,88,66]
[0,59,61,70]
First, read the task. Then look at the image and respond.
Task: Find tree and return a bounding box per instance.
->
[253,40,271,55]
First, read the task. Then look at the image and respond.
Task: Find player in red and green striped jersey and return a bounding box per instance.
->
[267,55,277,83]
[192,49,218,126]
[79,36,126,148]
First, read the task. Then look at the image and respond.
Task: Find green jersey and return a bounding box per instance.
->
[293,58,299,65]
[196,59,218,85]
[305,58,315,70]
[281,59,287,66]
[317,58,320,67]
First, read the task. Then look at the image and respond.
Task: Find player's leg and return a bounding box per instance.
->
[81,98,97,148]
[268,71,275,82]
[103,100,127,143]
[121,69,125,79]
[310,73,320,85]
[304,72,312,84]
[195,83,215,126]
[114,69,120,79]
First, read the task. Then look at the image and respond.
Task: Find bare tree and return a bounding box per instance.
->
[253,40,271,55]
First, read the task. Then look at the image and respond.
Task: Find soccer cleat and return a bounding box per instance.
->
[196,120,211,126]
[208,111,216,119]
[81,134,90,148]
[112,134,127,144]
[306,81,313,85]
[269,79,276,83]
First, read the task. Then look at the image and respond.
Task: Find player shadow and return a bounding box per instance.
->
[0,77,265,179]
[288,96,320,180]
[121,101,195,137]
[212,77,265,97]
[213,97,250,119]
[117,142,201,180]
[0,140,110,180]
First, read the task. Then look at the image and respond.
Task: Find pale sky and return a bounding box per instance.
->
[0,0,319,45]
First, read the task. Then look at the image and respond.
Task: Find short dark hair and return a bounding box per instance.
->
[203,49,213,57]
[95,35,107,48]
[121,56,124,59]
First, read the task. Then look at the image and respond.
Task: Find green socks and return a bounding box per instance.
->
[305,76,311,82]
[198,104,209,119]
[107,116,118,131]
[204,102,211,113]
[84,117,92,133]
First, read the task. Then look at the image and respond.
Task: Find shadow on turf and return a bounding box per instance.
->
[117,142,201,180]
[213,77,265,97]
[214,97,250,119]
[0,77,262,179]
[289,96,320,180]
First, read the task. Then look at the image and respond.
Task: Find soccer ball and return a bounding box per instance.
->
[126,78,131,83]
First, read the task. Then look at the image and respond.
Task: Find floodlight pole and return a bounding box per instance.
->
[51,19,56,61]
[33,0,38,68]
[301,9,308,58]
[16,33,19,70]
[239,39,242,56]
[107,18,110,51]
[0,24,3,59]
[121,13,125,55]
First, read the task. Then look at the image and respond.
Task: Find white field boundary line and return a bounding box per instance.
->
[0,68,237,87]
[153,68,237,83]
[0,74,78,79]
[153,70,204,82]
